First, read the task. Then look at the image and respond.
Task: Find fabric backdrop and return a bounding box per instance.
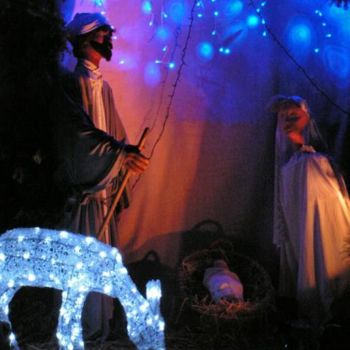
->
[60,0,350,274]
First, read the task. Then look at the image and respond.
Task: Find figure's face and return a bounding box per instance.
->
[92,28,113,46]
[278,106,310,145]
[90,27,113,61]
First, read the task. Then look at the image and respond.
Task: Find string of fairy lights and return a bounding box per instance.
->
[86,1,347,77]
[86,0,349,116]
[83,0,350,194]
[249,0,350,115]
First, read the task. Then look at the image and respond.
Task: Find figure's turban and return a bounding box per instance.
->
[66,12,112,42]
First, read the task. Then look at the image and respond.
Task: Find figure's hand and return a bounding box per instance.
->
[124,145,149,174]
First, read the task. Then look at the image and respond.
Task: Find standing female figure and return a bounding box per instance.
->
[270,95,350,326]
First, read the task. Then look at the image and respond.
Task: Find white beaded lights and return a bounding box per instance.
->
[0,227,165,350]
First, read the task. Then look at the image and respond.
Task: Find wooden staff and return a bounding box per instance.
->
[98,127,150,242]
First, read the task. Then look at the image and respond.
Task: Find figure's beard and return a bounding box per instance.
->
[90,40,113,61]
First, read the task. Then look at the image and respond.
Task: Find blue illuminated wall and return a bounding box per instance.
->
[61,1,350,90]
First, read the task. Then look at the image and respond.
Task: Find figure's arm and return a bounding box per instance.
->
[51,87,148,194]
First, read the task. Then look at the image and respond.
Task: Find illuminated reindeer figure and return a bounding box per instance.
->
[0,227,165,350]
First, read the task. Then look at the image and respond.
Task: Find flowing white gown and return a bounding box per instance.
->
[273,121,350,324]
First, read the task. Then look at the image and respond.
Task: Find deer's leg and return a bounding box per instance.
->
[56,291,88,350]
[116,280,165,350]
[0,286,21,349]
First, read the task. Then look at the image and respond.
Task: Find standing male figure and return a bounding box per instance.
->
[65,13,149,340]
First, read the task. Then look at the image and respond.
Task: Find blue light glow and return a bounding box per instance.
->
[156,26,171,41]
[144,62,162,86]
[166,0,187,24]
[0,228,165,350]
[328,5,345,16]
[290,24,311,42]
[197,42,214,61]
[246,15,260,28]
[224,1,244,17]
[323,45,350,82]
[328,4,350,19]
[112,51,137,71]
[93,0,105,6]
[286,20,313,59]
[142,1,153,15]
[325,4,350,37]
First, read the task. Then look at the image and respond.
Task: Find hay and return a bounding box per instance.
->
[178,242,275,330]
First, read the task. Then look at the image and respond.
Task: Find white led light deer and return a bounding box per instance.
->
[0,227,165,350]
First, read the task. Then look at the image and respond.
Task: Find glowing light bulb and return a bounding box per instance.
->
[197,42,214,61]
[247,15,260,28]
[85,237,94,244]
[104,285,112,294]
[27,273,36,282]
[60,231,69,239]
[142,1,153,15]
[119,267,128,274]
[7,280,14,288]
[9,333,16,343]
